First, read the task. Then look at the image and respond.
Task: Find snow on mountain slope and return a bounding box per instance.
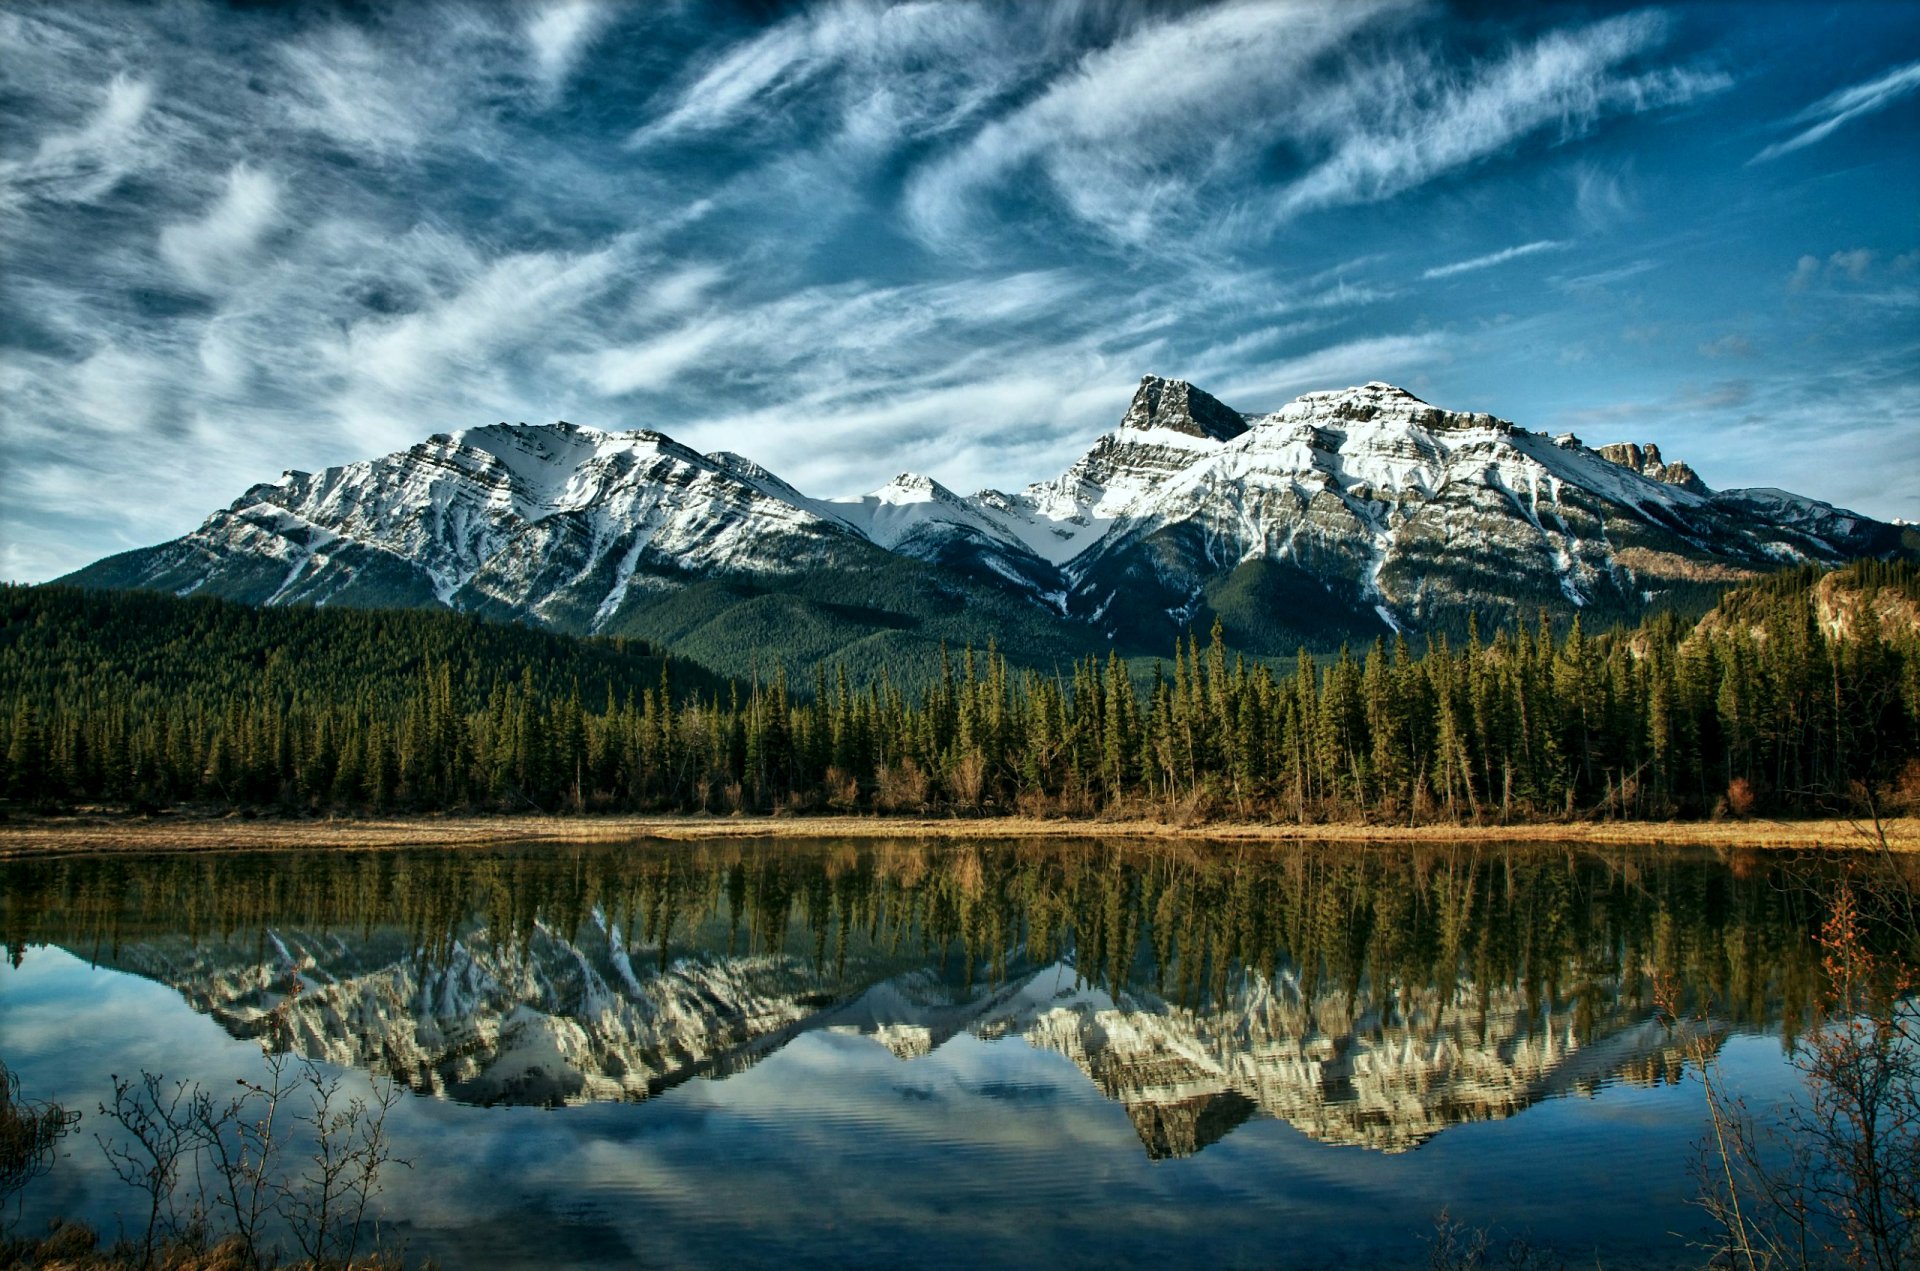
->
[821,472,1070,601]
[71,421,889,632]
[826,472,1027,557]
[61,374,1905,651]
[1047,380,1903,647]
[966,375,1250,566]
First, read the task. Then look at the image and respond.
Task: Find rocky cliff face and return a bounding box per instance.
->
[1597,441,1708,495]
[63,374,1907,658]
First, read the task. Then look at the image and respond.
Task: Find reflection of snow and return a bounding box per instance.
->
[102,929,1715,1156]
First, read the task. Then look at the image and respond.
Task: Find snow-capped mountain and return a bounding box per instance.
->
[1017,380,1905,650]
[63,374,1910,665]
[67,423,889,632]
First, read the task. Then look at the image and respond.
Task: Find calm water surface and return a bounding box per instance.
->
[0,839,1878,1268]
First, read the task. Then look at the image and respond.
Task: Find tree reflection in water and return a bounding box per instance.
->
[3,840,1911,1158]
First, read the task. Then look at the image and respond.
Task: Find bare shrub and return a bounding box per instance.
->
[1013,788,1060,819]
[1673,869,1919,1271]
[1166,786,1219,828]
[1892,760,1920,814]
[89,987,408,1269]
[874,759,928,813]
[946,751,986,812]
[823,766,860,811]
[1424,1209,1564,1269]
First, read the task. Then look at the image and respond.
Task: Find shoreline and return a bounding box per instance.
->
[0,810,1913,857]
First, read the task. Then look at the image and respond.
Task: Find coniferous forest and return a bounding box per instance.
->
[3,562,1917,823]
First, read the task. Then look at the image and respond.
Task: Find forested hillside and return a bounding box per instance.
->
[3,564,1917,821]
[0,586,722,810]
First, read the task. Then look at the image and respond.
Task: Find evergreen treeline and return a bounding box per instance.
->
[0,586,720,811]
[4,563,1917,821]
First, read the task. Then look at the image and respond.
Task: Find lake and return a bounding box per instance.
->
[0,838,1894,1268]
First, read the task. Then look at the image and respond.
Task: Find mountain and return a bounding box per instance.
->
[64,423,1097,686]
[1030,380,1907,652]
[63,374,1911,675]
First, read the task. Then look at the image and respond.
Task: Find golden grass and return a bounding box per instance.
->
[1,811,1913,858]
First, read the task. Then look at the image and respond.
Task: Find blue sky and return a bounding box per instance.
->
[2,0,1916,582]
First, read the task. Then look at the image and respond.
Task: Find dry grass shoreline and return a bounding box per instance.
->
[0,809,1913,857]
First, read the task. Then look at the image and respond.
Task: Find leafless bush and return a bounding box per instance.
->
[1672,866,1919,1271]
[946,752,986,811]
[90,987,408,1269]
[873,759,928,812]
[1423,1209,1564,1269]
[822,766,860,811]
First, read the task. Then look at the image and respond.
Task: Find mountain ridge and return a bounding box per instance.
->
[62,374,1913,678]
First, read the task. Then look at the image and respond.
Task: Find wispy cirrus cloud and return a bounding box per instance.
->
[1274,11,1728,219]
[0,71,155,212]
[905,6,1726,255]
[158,164,282,293]
[630,0,1032,153]
[1422,239,1566,280]
[1753,58,1920,162]
[905,0,1410,251]
[2,1,1915,581]
[525,0,609,92]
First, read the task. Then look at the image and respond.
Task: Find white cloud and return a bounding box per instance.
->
[630,0,1013,151]
[637,264,728,317]
[279,25,456,158]
[526,0,608,90]
[71,346,170,436]
[1211,331,1454,407]
[906,5,1723,253]
[569,321,733,397]
[326,239,632,447]
[1422,240,1566,280]
[1753,58,1920,162]
[1789,248,1877,291]
[906,0,1406,250]
[1276,12,1728,218]
[0,72,155,210]
[1553,258,1657,292]
[1828,248,1873,280]
[159,164,282,292]
[1572,160,1636,231]
[559,268,1091,403]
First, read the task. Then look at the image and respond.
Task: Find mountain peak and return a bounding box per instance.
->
[1121,375,1248,442]
[1271,381,1509,432]
[1596,441,1709,494]
[1293,381,1433,410]
[876,472,957,503]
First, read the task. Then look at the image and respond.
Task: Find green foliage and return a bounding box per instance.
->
[4,564,1916,821]
[600,553,1105,690]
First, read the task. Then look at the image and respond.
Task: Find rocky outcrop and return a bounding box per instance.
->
[1118,374,1250,441]
[1597,441,1709,495]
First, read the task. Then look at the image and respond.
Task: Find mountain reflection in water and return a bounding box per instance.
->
[0,839,1886,1161]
